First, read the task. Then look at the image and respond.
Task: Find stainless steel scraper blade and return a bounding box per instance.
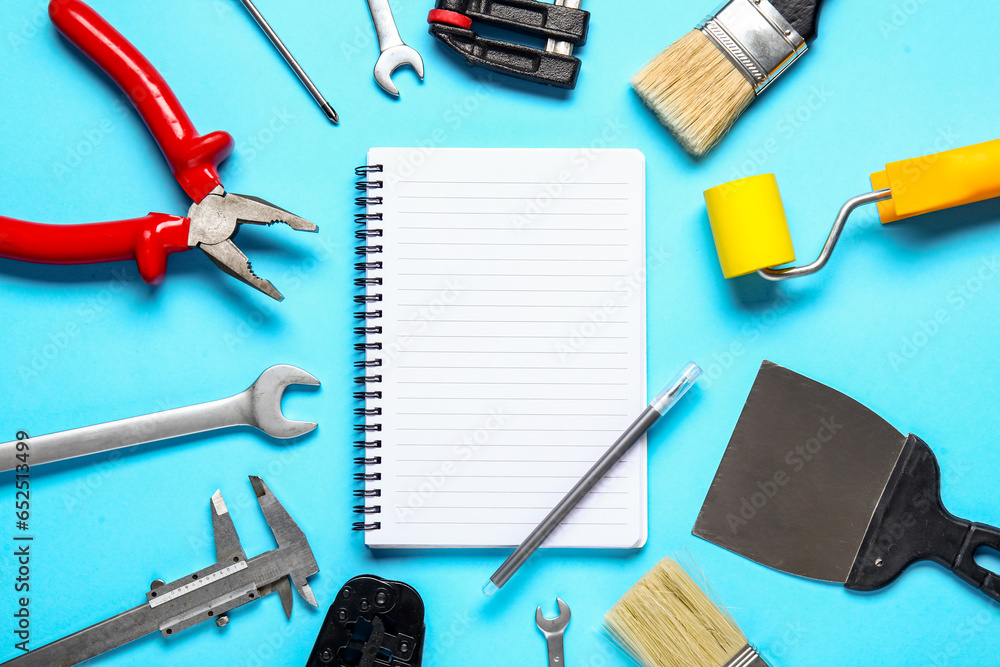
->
[693,360,907,583]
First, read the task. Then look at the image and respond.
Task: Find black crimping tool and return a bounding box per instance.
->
[428,0,590,89]
[306,575,426,666]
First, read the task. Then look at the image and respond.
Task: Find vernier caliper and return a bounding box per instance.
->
[0,476,319,666]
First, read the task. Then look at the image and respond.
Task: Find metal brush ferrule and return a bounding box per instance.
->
[722,644,771,667]
[699,0,806,94]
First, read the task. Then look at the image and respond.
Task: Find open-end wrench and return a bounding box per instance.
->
[536,598,570,666]
[0,365,319,473]
[366,0,424,96]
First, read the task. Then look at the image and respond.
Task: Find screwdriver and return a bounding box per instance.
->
[237,0,339,124]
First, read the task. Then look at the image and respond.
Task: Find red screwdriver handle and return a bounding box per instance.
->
[0,214,191,285]
[48,0,233,202]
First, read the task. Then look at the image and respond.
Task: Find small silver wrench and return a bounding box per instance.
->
[0,365,319,473]
[366,0,424,96]
[536,598,571,666]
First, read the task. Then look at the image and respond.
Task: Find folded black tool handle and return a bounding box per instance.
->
[434,0,589,42]
[847,434,1000,602]
[306,575,425,666]
[428,0,590,88]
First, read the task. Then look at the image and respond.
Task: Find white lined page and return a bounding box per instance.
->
[365,148,646,548]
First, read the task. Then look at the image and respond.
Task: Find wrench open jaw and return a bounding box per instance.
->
[374,45,425,97]
[243,364,320,438]
[536,598,571,666]
[367,0,425,97]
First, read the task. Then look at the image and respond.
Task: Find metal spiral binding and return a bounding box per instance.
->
[353,164,384,532]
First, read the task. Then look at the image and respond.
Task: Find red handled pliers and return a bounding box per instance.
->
[0,0,317,301]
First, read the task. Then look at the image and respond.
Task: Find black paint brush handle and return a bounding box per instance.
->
[846,434,1000,603]
[770,0,823,40]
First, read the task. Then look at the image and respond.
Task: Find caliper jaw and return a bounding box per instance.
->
[252,475,320,609]
[0,476,320,667]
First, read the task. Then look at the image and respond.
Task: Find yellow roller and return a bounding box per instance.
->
[705,174,795,279]
[704,137,1000,280]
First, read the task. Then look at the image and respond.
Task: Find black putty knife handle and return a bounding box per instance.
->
[846,434,1000,602]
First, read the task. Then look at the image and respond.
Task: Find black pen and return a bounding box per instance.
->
[484,361,702,596]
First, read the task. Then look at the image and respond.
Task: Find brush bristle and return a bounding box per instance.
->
[632,30,755,157]
[604,557,748,667]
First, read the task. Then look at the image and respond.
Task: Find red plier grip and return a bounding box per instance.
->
[48,0,233,202]
[0,213,190,285]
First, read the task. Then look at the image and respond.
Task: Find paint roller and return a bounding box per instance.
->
[705,137,1000,280]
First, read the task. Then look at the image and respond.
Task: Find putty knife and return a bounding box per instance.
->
[694,360,1000,602]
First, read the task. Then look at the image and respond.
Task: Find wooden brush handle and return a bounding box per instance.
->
[770,0,822,40]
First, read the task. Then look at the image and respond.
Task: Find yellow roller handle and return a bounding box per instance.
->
[870,137,1000,224]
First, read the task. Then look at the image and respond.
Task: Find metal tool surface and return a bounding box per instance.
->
[0,476,319,667]
[535,598,570,667]
[694,360,1000,604]
[693,360,905,583]
[237,0,339,123]
[0,0,318,301]
[0,365,319,473]
[367,0,424,96]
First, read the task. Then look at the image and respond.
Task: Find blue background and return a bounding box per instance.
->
[2,0,1000,665]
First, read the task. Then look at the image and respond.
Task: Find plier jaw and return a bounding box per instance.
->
[188,187,318,301]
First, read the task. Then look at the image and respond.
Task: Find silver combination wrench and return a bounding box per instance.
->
[0,365,319,473]
[536,598,571,666]
[366,0,424,96]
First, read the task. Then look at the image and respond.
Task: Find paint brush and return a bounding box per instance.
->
[632,0,822,157]
[605,556,770,667]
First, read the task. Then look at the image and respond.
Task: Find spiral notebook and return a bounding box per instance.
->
[354,147,647,548]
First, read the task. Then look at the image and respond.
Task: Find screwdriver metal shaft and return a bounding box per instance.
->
[237,0,339,124]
